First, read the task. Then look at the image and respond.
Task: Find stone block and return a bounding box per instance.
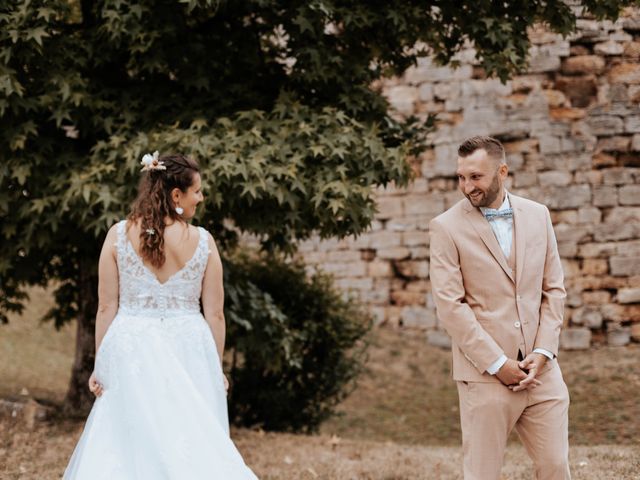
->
[594,40,625,56]
[433,82,461,100]
[391,290,425,306]
[610,256,640,276]
[586,115,625,136]
[418,83,434,102]
[336,277,374,292]
[375,196,404,219]
[427,329,452,349]
[555,75,597,107]
[549,107,586,121]
[386,85,419,115]
[514,172,538,188]
[560,328,592,350]
[529,45,561,73]
[394,260,429,279]
[538,135,562,154]
[558,241,578,258]
[574,170,603,185]
[400,306,436,329]
[608,63,640,84]
[370,231,402,249]
[538,170,572,186]
[542,89,568,107]
[545,184,591,209]
[605,206,640,223]
[619,185,640,205]
[617,240,640,256]
[402,231,427,247]
[368,260,392,278]
[625,116,640,133]
[632,134,640,151]
[378,247,411,260]
[594,222,640,241]
[555,210,578,224]
[504,138,539,154]
[596,136,631,152]
[618,288,640,304]
[578,207,602,224]
[581,258,608,275]
[593,185,618,207]
[321,262,367,278]
[405,280,430,293]
[572,306,604,329]
[404,194,445,216]
[624,41,640,59]
[582,290,611,305]
[326,250,363,263]
[409,246,430,259]
[567,290,583,308]
[607,327,631,346]
[578,241,618,258]
[561,259,581,278]
[592,152,617,168]
[561,55,605,74]
[602,167,638,185]
[631,323,640,342]
[555,224,590,243]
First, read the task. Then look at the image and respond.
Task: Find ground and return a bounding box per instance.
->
[1,286,639,479]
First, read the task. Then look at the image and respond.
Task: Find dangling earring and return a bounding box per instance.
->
[175,206,184,215]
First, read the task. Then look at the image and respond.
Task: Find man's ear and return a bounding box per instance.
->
[499,163,509,179]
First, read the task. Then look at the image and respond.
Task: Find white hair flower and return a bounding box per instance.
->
[145,228,156,235]
[140,151,166,172]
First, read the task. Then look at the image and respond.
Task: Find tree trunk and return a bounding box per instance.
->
[63,258,98,415]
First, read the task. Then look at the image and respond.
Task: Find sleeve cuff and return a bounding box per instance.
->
[486,354,508,375]
[533,348,554,360]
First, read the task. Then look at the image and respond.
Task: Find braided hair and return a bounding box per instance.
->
[127,154,200,268]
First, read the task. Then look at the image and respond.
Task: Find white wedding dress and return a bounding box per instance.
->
[64,220,258,479]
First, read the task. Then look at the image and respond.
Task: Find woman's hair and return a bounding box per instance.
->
[127,154,200,269]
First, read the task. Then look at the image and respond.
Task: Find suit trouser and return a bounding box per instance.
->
[456,363,571,480]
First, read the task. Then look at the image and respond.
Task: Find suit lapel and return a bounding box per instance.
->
[510,194,527,286]
[463,199,515,283]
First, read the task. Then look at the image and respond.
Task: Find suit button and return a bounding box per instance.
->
[514,321,521,328]
[516,295,522,300]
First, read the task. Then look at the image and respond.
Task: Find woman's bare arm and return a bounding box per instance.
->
[201,231,225,367]
[95,224,120,353]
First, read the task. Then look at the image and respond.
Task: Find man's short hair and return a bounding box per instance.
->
[458,136,506,164]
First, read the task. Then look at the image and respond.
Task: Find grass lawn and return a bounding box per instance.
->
[1,285,639,479]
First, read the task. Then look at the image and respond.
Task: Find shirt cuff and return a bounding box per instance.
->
[533,348,554,360]
[486,354,508,375]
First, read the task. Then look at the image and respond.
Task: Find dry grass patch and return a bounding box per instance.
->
[1,420,639,480]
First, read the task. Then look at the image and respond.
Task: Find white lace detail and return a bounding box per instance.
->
[115,220,208,318]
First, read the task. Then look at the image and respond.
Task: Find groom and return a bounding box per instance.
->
[429,136,571,479]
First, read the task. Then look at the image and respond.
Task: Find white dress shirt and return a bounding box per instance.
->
[479,191,553,375]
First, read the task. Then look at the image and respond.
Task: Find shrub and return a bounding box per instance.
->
[223,253,370,432]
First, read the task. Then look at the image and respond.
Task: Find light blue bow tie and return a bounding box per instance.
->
[483,208,513,220]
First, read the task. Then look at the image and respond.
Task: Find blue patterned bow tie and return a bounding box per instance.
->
[483,208,513,220]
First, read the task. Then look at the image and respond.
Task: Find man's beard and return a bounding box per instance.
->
[466,173,502,208]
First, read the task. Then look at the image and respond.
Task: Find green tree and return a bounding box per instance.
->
[0,0,635,413]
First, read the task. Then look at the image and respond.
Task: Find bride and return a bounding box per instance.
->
[64,152,258,479]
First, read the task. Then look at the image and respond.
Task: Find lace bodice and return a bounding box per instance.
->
[115,220,210,318]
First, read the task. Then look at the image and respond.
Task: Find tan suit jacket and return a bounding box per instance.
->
[429,193,566,383]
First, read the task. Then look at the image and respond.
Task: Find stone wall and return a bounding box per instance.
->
[298,6,640,350]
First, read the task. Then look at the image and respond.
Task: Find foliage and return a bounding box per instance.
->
[224,253,370,432]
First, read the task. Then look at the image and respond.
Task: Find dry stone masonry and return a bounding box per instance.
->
[298,6,640,350]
